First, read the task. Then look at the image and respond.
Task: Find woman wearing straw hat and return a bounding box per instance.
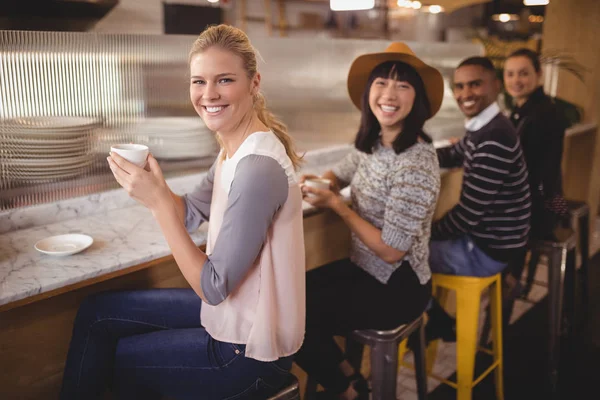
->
[295,43,443,399]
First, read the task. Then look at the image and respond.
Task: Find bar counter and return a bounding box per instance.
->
[0,143,462,399]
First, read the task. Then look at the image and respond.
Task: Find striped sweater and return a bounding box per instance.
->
[432,112,531,262]
[332,141,441,284]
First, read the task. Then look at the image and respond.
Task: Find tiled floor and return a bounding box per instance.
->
[393,217,600,399]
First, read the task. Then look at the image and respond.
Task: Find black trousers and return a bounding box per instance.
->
[294,258,431,394]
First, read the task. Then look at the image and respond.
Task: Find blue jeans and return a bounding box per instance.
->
[429,235,507,277]
[60,289,293,400]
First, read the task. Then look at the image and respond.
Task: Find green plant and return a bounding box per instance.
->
[540,50,587,83]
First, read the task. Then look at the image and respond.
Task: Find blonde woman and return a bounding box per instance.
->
[60,25,305,400]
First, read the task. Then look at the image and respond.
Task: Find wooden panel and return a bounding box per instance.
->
[562,126,598,201]
[543,0,600,235]
[562,125,600,241]
[542,0,599,123]
[434,169,463,222]
[303,209,352,271]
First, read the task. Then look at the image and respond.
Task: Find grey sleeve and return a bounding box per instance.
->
[182,161,216,232]
[331,148,361,187]
[200,154,289,306]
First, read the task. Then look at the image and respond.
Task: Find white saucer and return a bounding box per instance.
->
[34,234,94,256]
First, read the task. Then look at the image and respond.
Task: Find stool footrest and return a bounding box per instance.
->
[425,360,501,390]
[472,361,501,387]
[478,346,494,356]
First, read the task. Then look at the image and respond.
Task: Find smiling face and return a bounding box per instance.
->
[453,64,499,118]
[189,46,259,133]
[504,56,541,106]
[368,73,416,132]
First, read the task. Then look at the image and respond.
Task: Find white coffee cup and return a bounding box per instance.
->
[110,144,149,168]
[303,178,331,198]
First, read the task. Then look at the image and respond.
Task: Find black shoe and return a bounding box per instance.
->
[348,372,370,398]
[314,374,370,400]
[427,317,456,343]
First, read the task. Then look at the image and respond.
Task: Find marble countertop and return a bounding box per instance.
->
[0,141,454,309]
[0,145,353,308]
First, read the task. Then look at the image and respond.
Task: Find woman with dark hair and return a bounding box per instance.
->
[503,48,569,289]
[293,43,443,400]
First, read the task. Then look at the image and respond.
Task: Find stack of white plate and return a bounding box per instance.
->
[0,116,100,184]
[132,117,218,160]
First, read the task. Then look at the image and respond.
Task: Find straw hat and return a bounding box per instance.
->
[347,42,444,119]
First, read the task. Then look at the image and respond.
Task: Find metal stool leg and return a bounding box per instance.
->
[489,275,505,400]
[412,321,428,400]
[267,375,301,400]
[369,340,399,400]
[563,247,577,338]
[578,212,590,313]
[544,244,567,399]
[523,250,541,298]
[455,289,480,400]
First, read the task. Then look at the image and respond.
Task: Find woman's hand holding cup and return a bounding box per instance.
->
[300,176,340,210]
[107,145,170,211]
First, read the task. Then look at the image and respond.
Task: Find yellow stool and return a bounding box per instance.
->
[399,273,504,400]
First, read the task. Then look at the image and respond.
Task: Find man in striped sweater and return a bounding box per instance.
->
[430,56,531,278]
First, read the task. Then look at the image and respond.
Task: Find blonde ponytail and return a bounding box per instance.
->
[190,24,303,170]
[253,93,303,170]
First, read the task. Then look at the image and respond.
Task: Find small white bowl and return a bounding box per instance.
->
[34,234,94,256]
[110,144,149,167]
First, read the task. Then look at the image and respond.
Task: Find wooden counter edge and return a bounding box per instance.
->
[0,249,205,313]
[0,167,465,314]
[0,204,347,313]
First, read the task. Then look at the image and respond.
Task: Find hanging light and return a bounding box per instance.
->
[492,13,519,23]
[330,0,375,11]
[428,5,443,14]
[396,0,421,9]
[524,0,549,5]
